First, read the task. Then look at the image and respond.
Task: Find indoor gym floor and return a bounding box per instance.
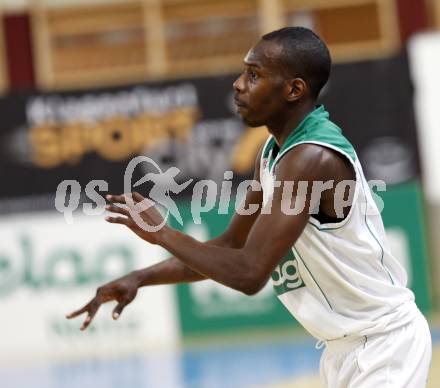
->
[1,323,439,388]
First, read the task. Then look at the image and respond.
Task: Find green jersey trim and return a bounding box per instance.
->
[356,164,395,285]
[261,135,275,160]
[269,140,361,231]
[293,247,334,311]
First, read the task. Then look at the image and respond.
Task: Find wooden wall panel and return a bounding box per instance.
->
[0,13,7,94]
[29,0,401,90]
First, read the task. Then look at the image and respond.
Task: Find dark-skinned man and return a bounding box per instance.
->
[67,27,431,387]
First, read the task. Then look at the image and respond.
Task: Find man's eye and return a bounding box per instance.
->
[248,70,258,81]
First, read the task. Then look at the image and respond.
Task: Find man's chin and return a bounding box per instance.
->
[240,116,264,128]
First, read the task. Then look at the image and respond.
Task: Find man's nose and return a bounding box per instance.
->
[233,73,244,93]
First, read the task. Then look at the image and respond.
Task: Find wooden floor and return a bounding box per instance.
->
[1,323,438,388]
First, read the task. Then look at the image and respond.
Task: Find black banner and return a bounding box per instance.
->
[0,51,420,214]
[320,52,420,184]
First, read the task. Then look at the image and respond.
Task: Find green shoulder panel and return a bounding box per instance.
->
[261,136,275,160]
[267,105,356,172]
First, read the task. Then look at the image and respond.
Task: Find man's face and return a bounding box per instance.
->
[233,40,289,127]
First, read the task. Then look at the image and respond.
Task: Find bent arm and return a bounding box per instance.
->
[131,146,265,288]
[154,145,336,295]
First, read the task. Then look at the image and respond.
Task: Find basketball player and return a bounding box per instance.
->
[67,27,432,387]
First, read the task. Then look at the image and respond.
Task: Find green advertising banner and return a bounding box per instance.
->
[172,180,432,337]
[379,181,432,313]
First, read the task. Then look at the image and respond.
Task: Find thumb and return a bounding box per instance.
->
[112,301,128,320]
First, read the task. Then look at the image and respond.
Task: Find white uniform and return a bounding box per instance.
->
[260,105,432,387]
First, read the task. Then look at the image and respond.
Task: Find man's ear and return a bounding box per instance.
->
[286,78,307,102]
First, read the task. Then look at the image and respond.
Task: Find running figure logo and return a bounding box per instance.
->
[124,156,193,231]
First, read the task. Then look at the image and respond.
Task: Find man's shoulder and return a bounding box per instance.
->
[275,143,346,182]
[303,119,357,164]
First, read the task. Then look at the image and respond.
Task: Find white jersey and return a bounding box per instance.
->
[261,105,417,341]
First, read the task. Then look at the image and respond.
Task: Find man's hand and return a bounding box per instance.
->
[66,272,139,330]
[105,192,168,245]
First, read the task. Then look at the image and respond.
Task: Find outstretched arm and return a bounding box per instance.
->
[67,147,264,329]
[65,235,224,330]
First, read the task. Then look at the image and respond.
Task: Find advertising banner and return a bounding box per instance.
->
[0,52,421,212]
[380,182,432,312]
[0,52,431,341]
[0,212,179,361]
[408,32,440,306]
[0,77,245,215]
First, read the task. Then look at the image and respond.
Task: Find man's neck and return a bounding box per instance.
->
[267,101,316,148]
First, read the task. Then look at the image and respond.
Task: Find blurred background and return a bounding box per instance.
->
[0,0,440,387]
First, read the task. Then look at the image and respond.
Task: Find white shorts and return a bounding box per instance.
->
[319,311,432,387]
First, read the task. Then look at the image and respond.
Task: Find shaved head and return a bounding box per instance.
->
[261,27,331,99]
